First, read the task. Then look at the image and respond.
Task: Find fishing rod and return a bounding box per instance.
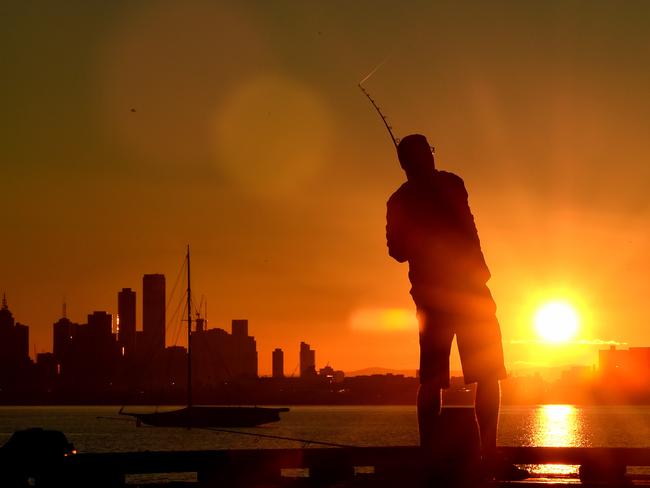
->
[358,58,436,155]
[358,55,400,149]
[357,82,400,149]
[357,54,399,149]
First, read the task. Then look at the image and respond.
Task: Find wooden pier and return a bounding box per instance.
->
[63,445,650,487]
[3,423,650,487]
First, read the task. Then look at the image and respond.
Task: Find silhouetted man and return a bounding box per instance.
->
[386,134,519,477]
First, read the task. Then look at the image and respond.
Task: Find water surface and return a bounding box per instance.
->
[1,405,648,477]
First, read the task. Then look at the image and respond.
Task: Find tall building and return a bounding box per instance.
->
[87,311,113,336]
[143,274,165,355]
[36,352,58,387]
[230,320,257,378]
[272,348,284,378]
[600,345,650,389]
[0,295,30,392]
[0,294,29,366]
[191,319,258,384]
[300,342,316,378]
[53,316,78,364]
[118,288,136,356]
[62,311,118,391]
[232,319,248,338]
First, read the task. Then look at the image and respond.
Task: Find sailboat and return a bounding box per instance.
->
[120,246,289,428]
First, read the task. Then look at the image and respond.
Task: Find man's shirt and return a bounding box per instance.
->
[386,170,491,308]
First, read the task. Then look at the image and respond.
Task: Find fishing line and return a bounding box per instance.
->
[202,427,357,448]
[96,416,134,422]
[97,417,357,447]
[358,54,393,86]
[358,54,400,149]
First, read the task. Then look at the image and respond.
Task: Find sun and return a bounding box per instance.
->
[533,301,580,343]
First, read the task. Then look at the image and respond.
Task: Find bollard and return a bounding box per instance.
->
[437,407,481,463]
[424,407,482,485]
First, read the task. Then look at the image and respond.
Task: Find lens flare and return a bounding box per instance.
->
[350,308,417,332]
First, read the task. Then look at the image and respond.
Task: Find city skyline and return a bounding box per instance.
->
[0,285,643,378]
[1,287,648,406]
[2,287,335,378]
[2,1,649,376]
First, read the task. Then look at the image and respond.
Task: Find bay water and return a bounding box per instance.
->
[1,405,648,479]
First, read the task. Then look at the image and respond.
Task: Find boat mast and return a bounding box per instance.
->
[186,244,192,408]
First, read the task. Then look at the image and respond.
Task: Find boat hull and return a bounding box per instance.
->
[123,406,289,428]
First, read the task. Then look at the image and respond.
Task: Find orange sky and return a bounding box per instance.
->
[2,1,649,375]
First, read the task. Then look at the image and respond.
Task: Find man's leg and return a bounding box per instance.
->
[416,306,451,448]
[417,380,442,448]
[475,378,500,458]
[476,378,528,479]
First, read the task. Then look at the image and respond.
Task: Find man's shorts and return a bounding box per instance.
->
[416,285,507,387]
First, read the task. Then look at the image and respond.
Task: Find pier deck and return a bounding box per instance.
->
[65,446,650,487]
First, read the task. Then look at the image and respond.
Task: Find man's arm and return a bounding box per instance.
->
[386,192,409,263]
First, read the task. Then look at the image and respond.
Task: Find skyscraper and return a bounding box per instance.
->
[231,319,258,378]
[53,316,78,363]
[118,288,136,356]
[191,320,259,383]
[143,274,165,355]
[232,319,248,338]
[67,311,118,389]
[0,294,29,365]
[87,311,113,338]
[300,342,316,378]
[0,295,30,392]
[272,348,284,379]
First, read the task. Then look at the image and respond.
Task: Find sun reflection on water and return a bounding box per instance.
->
[534,405,579,446]
[530,405,582,476]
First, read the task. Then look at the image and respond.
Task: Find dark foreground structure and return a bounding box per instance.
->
[4,444,650,487]
[2,427,650,487]
[71,447,650,487]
